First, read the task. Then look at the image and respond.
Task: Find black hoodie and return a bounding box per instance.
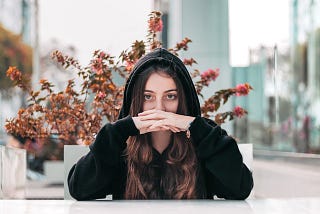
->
[67,48,254,200]
[119,48,201,119]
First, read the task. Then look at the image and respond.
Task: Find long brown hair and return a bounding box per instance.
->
[124,62,198,199]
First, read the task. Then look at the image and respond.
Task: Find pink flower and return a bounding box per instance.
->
[99,52,106,58]
[200,68,220,85]
[97,91,106,99]
[235,83,251,96]
[91,65,103,75]
[233,106,246,118]
[148,18,163,32]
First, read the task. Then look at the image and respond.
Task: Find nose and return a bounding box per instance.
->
[155,97,165,111]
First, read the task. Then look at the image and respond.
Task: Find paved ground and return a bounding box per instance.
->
[24,158,320,199]
[26,180,64,199]
[253,158,320,198]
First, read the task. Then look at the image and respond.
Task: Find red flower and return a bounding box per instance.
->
[235,83,251,96]
[148,18,163,32]
[233,106,246,118]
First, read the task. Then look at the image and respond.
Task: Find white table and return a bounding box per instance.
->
[0,198,319,214]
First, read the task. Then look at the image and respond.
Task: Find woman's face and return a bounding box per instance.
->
[143,72,179,113]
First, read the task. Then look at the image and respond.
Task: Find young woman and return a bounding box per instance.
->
[68,48,253,200]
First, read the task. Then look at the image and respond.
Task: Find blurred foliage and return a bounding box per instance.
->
[0,24,32,92]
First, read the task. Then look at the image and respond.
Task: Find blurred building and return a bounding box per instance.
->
[290,0,320,153]
[233,45,293,149]
[153,0,320,154]
[153,0,233,131]
[0,0,32,44]
[232,0,320,154]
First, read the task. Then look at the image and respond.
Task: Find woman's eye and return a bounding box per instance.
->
[144,94,152,101]
[166,94,177,100]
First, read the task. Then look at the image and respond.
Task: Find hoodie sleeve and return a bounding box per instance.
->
[189,116,254,200]
[67,116,139,200]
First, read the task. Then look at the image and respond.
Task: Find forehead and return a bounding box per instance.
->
[144,72,176,91]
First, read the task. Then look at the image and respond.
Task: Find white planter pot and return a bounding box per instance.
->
[238,143,254,198]
[64,145,89,200]
[0,145,26,199]
[43,160,64,184]
[238,143,253,171]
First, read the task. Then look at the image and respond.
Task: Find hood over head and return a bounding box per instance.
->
[118,48,201,119]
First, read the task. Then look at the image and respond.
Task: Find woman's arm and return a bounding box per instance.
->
[132,109,253,199]
[67,116,139,200]
[189,116,254,200]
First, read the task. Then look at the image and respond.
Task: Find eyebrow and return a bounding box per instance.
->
[144,89,177,93]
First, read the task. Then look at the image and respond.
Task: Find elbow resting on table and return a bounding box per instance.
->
[233,171,254,200]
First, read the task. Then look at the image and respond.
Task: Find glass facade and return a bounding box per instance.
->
[233,0,320,154]
[287,0,320,153]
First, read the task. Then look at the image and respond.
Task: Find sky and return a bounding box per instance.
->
[229,0,290,66]
[39,0,153,64]
[39,0,290,67]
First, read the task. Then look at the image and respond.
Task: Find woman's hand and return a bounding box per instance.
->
[132,116,169,134]
[132,109,195,134]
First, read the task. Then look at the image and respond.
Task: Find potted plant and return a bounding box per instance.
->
[4,12,252,188]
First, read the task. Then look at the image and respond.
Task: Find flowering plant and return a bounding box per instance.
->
[5,11,252,146]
